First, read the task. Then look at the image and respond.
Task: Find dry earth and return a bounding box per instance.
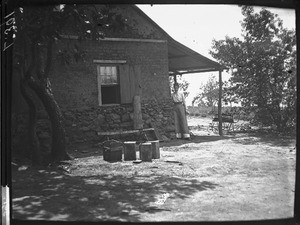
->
[12,116,296,222]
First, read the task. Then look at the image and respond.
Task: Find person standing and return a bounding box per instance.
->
[172,83,190,139]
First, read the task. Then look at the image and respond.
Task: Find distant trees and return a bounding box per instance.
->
[209,6,296,130]
[192,75,219,111]
[169,76,190,97]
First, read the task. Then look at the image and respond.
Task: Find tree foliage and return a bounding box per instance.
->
[14,4,126,164]
[169,76,190,97]
[210,6,296,130]
[192,75,219,109]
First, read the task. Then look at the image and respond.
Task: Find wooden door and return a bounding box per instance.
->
[120,64,141,104]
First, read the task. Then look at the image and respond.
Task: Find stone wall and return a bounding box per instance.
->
[11,100,175,154]
[61,98,175,144]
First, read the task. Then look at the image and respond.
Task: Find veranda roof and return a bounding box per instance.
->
[168,38,225,76]
[133,5,225,76]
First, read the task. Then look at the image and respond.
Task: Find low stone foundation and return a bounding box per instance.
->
[12,99,176,152]
[62,99,175,143]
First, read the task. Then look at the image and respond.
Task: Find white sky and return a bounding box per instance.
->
[137,4,296,106]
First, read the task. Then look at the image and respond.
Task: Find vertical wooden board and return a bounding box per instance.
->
[218,70,223,136]
[96,66,102,106]
[119,64,131,103]
[133,95,143,129]
[133,65,142,96]
[129,65,136,101]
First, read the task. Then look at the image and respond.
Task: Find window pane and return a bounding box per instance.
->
[101,85,120,104]
[101,75,110,84]
[99,66,118,84]
[100,67,105,75]
[111,67,117,82]
[105,67,111,75]
[111,67,117,76]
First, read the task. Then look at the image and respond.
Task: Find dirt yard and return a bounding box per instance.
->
[12,116,296,222]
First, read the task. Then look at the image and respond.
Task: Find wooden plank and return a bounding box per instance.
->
[129,65,136,101]
[60,35,167,43]
[119,64,131,103]
[93,59,127,64]
[97,128,155,136]
[96,66,102,106]
[101,37,167,43]
[133,65,142,96]
[128,65,142,102]
[133,95,143,129]
[218,70,223,136]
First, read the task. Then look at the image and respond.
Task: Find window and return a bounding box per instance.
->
[94,59,141,106]
[96,65,120,105]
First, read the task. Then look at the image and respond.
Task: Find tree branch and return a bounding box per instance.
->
[36,44,44,80]
[25,43,37,80]
[45,40,53,77]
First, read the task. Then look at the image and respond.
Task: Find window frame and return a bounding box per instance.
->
[96,64,120,106]
[94,60,127,106]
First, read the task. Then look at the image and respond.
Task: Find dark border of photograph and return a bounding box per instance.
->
[1,0,299,225]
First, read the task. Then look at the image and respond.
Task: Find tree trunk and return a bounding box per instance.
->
[27,77,71,162]
[19,78,42,165]
[265,102,284,131]
[274,112,284,131]
[275,103,284,131]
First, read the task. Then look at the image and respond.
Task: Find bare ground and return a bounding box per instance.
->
[12,116,296,222]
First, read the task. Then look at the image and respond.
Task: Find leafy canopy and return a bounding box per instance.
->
[209,6,296,129]
[192,75,219,107]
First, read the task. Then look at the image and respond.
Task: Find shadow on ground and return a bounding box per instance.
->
[160,135,232,148]
[64,129,295,160]
[230,130,296,147]
[68,134,232,158]
[12,168,219,222]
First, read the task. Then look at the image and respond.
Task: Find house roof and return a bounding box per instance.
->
[133,5,225,75]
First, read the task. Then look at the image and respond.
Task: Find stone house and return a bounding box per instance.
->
[12,5,223,148]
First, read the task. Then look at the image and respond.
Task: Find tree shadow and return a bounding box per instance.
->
[67,134,233,158]
[12,168,219,222]
[231,130,296,147]
[66,142,103,159]
[161,135,232,148]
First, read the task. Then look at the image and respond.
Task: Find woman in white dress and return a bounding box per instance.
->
[172,83,190,139]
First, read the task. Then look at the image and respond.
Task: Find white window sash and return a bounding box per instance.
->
[96,65,119,106]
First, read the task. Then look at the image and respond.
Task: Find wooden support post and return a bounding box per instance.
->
[133,95,143,129]
[218,70,223,136]
[173,74,177,85]
[150,140,160,159]
[139,142,152,162]
[124,141,137,161]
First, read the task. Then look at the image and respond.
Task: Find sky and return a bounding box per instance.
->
[136,4,296,106]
